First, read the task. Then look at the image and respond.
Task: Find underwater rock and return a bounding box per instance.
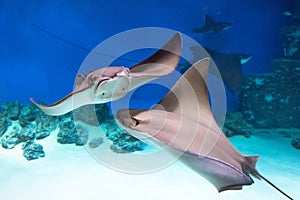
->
[73,105,99,126]
[0,115,11,137]
[57,121,88,146]
[35,128,51,140]
[95,104,111,123]
[18,117,31,128]
[22,140,45,161]
[18,104,56,140]
[72,104,110,126]
[88,137,103,148]
[18,104,39,128]
[291,138,300,150]
[110,133,144,153]
[35,112,58,139]
[1,125,20,149]
[20,104,39,122]
[110,144,128,153]
[104,119,145,153]
[0,101,20,120]
[76,125,89,145]
[222,111,252,138]
[282,26,300,59]
[240,65,300,129]
[1,124,35,149]
[240,9,300,129]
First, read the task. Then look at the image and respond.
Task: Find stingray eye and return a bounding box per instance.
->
[133,118,139,126]
[101,92,105,96]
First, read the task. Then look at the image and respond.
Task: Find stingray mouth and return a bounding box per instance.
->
[94,75,130,99]
[95,77,110,90]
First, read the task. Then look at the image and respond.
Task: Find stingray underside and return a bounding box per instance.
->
[180,151,254,192]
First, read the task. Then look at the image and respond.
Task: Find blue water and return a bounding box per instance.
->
[0,0,292,109]
[1,2,299,199]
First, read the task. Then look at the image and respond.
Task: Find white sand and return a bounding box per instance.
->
[0,126,299,200]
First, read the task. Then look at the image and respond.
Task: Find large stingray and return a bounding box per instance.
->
[30,32,182,116]
[115,58,293,199]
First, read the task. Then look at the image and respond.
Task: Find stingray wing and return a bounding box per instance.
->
[180,151,253,192]
[30,85,96,116]
[128,32,182,90]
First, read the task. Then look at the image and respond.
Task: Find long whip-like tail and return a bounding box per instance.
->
[259,174,294,200]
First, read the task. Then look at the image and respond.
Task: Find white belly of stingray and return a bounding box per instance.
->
[94,75,131,102]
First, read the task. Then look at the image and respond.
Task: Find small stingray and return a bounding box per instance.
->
[30,32,182,116]
[115,58,293,199]
[193,14,232,33]
[188,46,251,95]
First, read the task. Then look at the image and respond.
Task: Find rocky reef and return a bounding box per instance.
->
[222,111,252,138]
[240,60,300,129]
[0,102,145,160]
[57,120,89,146]
[22,140,45,160]
[102,119,145,153]
[239,1,300,150]
[291,138,300,150]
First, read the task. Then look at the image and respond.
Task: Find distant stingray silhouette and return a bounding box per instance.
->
[185,46,251,95]
[115,58,293,199]
[193,14,232,33]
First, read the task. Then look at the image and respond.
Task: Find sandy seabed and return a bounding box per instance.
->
[0,124,299,200]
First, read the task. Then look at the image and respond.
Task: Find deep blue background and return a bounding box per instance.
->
[0,0,293,110]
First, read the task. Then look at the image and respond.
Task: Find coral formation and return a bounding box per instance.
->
[0,100,145,160]
[57,121,89,146]
[239,8,300,150]
[88,137,103,148]
[73,104,110,126]
[291,138,300,150]
[240,14,300,129]
[1,124,35,149]
[0,113,11,137]
[222,111,252,138]
[22,140,45,160]
[0,101,20,120]
[103,119,145,153]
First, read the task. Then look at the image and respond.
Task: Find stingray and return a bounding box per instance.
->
[187,46,251,95]
[193,14,232,34]
[30,32,182,116]
[115,58,293,199]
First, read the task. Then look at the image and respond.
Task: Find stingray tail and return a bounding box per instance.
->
[244,156,294,200]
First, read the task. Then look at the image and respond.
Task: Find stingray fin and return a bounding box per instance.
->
[214,26,224,33]
[29,85,94,116]
[155,58,211,121]
[180,151,253,192]
[192,15,214,33]
[128,32,182,90]
[191,45,244,95]
[204,14,214,27]
[244,156,260,179]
